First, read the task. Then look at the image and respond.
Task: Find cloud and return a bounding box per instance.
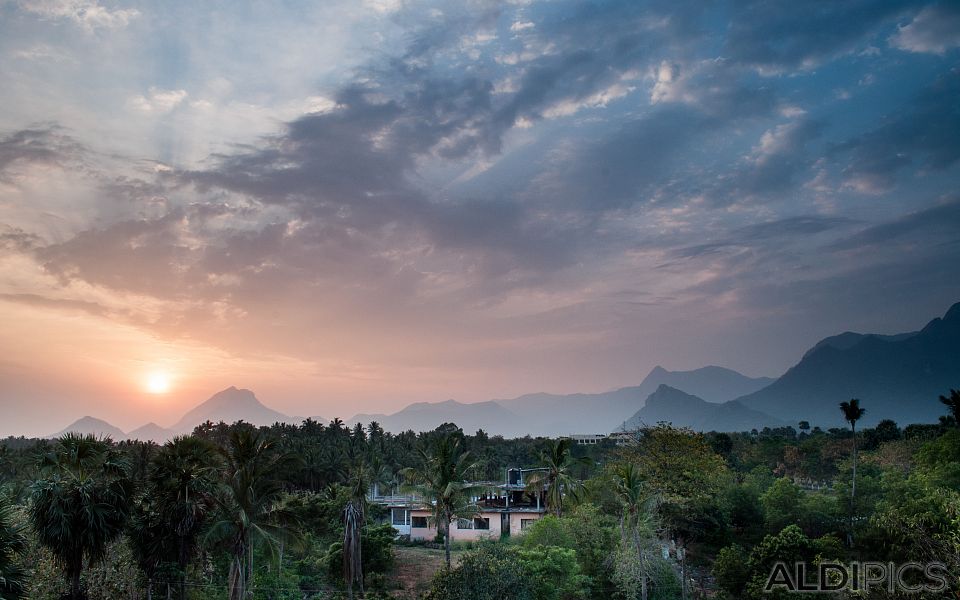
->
[0,126,81,176]
[670,215,856,259]
[724,0,914,73]
[129,88,189,113]
[830,197,960,250]
[889,3,960,55]
[833,71,960,194]
[18,0,139,31]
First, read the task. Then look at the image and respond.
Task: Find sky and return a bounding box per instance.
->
[1,0,959,436]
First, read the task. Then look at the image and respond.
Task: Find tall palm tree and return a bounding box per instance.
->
[150,436,221,600]
[402,435,480,568]
[0,491,28,600]
[525,438,589,518]
[612,463,656,600]
[128,496,177,600]
[207,428,299,600]
[343,462,370,600]
[939,389,960,425]
[839,398,865,547]
[29,434,133,600]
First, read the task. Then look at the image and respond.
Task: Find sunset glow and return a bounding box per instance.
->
[0,0,958,438]
[145,371,172,395]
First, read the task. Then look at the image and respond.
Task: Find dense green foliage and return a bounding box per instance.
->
[0,391,957,598]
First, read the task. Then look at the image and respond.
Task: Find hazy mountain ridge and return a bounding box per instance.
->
[52,387,309,442]
[168,386,295,434]
[51,416,126,440]
[48,302,960,439]
[736,302,960,426]
[344,365,774,437]
[622,385,782,432]
[635,365,774,403]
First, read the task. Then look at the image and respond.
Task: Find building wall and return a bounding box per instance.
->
[409,509,546,541]
[507,512,545,536]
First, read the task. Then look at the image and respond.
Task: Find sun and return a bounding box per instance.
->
[145,371,172,394]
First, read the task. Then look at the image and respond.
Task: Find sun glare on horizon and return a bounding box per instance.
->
[145,371,172,394]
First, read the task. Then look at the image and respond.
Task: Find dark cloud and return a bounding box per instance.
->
[670,215,856,259]
[0,126,80,176]
[830,197,960,250]
[725,0,915,72]
[0,225,42,252]
[832,71,960,193]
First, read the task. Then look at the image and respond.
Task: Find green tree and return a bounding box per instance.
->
[611,463,658,600]
[712,544,750,598]
[621,425,728,598]
[207,428,298,600]
[839,399,865,546]
[28,434,132,600]
[0,492,28,600]
[425,544,533,600]
[760,478,802,534]
[940,389,960,425]
[149,436,221,600]
[521,504,618,597]
[526,438,589,518]
[402,434,480,568]
[425,544,586,600]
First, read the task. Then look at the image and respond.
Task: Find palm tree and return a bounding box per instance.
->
[128,496,177,600]
[525,438,589,518]
[612,463,655,600]
[207,428,299,600]
[29,434,133,599]
[0,491,28,600]
[402,435,480,568]
[150,436,221,600]
[343,462,370,600]
[839,398,865,547]
[939,389,960,425]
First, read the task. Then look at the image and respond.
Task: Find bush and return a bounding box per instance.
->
[425,543,588,600]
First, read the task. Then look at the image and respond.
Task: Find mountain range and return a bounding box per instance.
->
[343,302,960,434]
[52,301,960,438]
[346,365,774,437]
[735,302,960,426]
[52,387,317,443]
[621,385,783,432]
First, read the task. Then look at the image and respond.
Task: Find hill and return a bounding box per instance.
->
[736,302,960,426]
[633,365,774,403]
[622,385,782,432]
[345,365,773,437]
[169,386,296,434]
[126,422,174,443]
[50,416,126,439]
[348,399,522,436]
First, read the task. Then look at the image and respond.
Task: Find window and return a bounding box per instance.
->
[411,516,428,528]
[474,517,490,530]
[391,508,410,526]
[521,518,536,530]
[456,518,474,529]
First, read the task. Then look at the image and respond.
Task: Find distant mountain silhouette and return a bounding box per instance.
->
[634,365,774,403]
[169,386,295,434]
[736,302,960,427]
[349,399,522,436]
[126,422,174,443]
[345,365,772,437]
[801,331,918,359]
[622,385,782,432]
[51,416,126,439]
